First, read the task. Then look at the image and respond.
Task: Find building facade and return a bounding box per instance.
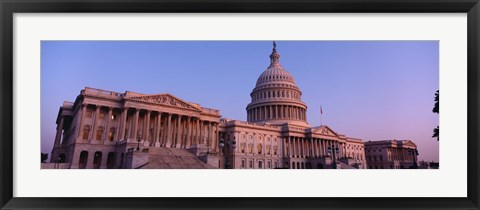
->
[364,140,418,169]
[48,43,418,169]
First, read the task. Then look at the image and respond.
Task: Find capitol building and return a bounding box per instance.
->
[47,42,418,169]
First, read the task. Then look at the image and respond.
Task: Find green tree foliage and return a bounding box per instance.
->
[41,153,48,163]
[432,90,439,141]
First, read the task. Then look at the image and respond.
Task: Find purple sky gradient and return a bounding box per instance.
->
[41,41,439,162]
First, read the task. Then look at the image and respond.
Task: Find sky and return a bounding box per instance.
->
[41,41,439,162]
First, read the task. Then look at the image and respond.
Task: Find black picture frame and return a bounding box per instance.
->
[1,0,479,209]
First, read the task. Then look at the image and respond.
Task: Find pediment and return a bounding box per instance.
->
[401,140,417,147]
[126,94,201,111]
[314,125,339,137]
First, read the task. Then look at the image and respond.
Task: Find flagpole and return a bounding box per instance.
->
[320,105,323,126]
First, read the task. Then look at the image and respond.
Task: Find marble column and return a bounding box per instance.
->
[214,123,219,151]
[175,115,182,148]
[131,109,140,142]
[186,117,192,147]
[162,113,168,146]
[143,111,150,144]
[89,106,100,142]
[166,114,172,147]
[103,107,112,142]
[77,104,87,140]
[195,119,200,145]
[292,137,296,157]
[154,112,161,147]
[119,107,128,141]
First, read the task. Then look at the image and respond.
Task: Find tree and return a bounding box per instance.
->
[41,153,48,163]
[432,90,439,141]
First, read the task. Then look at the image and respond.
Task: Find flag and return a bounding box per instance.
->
[320,106,323,115]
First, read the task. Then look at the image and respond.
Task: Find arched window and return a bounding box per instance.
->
[96,126,104,141]
[257,144,262,154]
[82,125,90,140]
[108,128,115,141]
[93,151,102,169]
[79,151,88,169]
[106,152,116,169]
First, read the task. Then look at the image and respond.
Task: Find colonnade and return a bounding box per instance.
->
[388,147,414,162]
[247,105,306,122]
[75,104,219,150]
[284,137,347,159]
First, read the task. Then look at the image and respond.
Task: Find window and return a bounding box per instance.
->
[79,151,88,169]
[267,145,271,155]
[258,161,263,169]
[82,125,90,140]
[108,128,115,141]
[241,160,246,168]
[99,112,105,119]
[273,146,278,155]
[268,161,271,168]
[111,113,117,120]
[106,152,116,169]
[240,143,246,153]
[93,151,102,169]
[257,144,262,154]
[248,143,253,154]
[275,161,279,168]
[249,160,253,168]
[86,111,93,118]
[96,126,104,140]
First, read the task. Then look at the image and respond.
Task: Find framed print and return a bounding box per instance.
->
[1,0,479,209]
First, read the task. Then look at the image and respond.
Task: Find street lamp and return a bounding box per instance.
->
[408,149,419,169]
[219,134,236,169]
[136,135,141,151]
[327,145,340,169]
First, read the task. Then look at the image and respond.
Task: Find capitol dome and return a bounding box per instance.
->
[246,42,308,126]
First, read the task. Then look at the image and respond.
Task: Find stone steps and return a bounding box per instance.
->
[137,147,218,169]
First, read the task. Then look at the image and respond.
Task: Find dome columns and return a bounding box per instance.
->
[247,104,307,123]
